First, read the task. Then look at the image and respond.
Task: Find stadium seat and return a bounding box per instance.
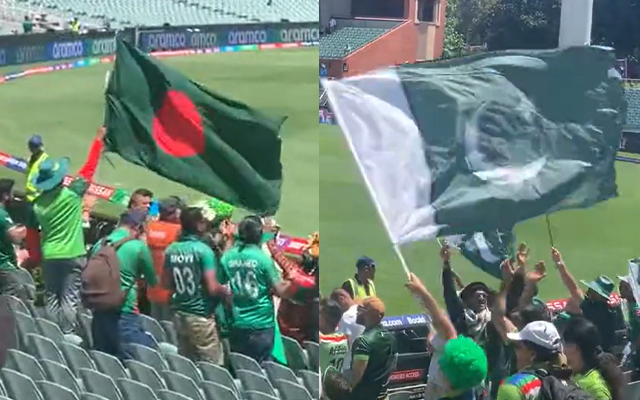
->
[125,359,166,390]
[82,393,110,400]
[78,368,123,400]
[282,336,308,371]
[197,362,240,396]
[33,307,54,322]
[37,380,80,400]
[200,381,239,400]
[229,352,264,375]
[26,333,66,364]
[245,391,279,400]
[0,368,43,400]
[165,353,202,383]
[90,350,128,379]
[5,349,45,382]
[3,295,30,316]
[275,379,313,400]
[303,341,318,369]
[0,396,12,400]
[157,390,192,400]
[319,27,391,59]
[161,371,204,400]
[160,321,178,346]
[625,381,640,400]
[35,317,83,346]
[60,342,96,375]
[236,370,277,398]
[389,391,412,400]
[262,361,300,386]
[139,315,167,343]
[128,344,167,374]
[116,378,159,400]
[297,370,319,398]
[15,311,38,349]
[40,359,82,395]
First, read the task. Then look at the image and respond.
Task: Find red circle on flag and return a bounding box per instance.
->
[152,90,205,157]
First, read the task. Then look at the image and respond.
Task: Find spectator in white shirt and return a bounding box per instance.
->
[329,288,365,371]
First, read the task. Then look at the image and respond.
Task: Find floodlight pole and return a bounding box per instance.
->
[558,0,593,48]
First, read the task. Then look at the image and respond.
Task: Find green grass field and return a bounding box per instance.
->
[320,124,640,316]
[0,48,319,236]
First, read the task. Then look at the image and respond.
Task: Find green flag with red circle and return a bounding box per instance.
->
[104,39,286,214]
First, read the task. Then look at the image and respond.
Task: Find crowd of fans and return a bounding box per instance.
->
[0,126,319,372]
[320,243,640,400]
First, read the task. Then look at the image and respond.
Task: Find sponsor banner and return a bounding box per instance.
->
[86,37,117,57]
[620,131,640,155]
[138,22,318,52]
[46,40,86,60]
[389,369,424,383]
[382,313,431,329]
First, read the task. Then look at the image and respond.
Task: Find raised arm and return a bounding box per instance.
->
[77,126,106,181]
[441,246,464,323]
[552,247,583,314]
[406,272,457,341]
[491,259,518,340]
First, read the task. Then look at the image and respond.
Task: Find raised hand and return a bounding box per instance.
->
[527,261,547,283]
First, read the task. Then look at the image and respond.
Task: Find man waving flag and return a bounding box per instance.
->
[104,39,286,214]
[322,46,625,245]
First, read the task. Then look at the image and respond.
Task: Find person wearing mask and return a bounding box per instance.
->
[347,296,398,400]
[32,127,104,334]
[497,320,572,400]
[329,288,364,372]
[0,179,28,299]
[164,207,229,365]
[319,299,349,375]
[128,188,154,314]
[563,317,623,400]
[218,216,292,363]
[341,256,376,301]
[23,134,48,269]
[89,209,158,359]
[146,196,184,322]
[405,271,488,400]
[553,247,626,353]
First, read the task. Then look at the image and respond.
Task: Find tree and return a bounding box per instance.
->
[442,0,466,59]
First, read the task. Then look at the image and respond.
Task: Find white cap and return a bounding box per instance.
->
[507,320,563,352]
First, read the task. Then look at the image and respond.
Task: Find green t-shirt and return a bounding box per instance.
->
[575,369,612,400]
[218,243,279,330]
[319,332,349,376]
[34,178,88,260]
[350,324,398,400]
[0,205,17,270]
[628,302,640,344]
[22,20,33,33]
[165,235,218,317]
[90,228,157,313]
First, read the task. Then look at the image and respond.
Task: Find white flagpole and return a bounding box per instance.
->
[558,0,593,48]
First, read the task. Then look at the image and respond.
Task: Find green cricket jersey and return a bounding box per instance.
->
[218,243,280,330]
[164,234,218,317]
[0,205,17,270]
[351,324,398,400]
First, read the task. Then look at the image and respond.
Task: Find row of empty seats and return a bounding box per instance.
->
[3,294,319,400]
[625,87,640,132]
[319,26,390,59]
[10,0,316,28]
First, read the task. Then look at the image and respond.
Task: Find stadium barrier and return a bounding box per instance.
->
[0,21,318,67]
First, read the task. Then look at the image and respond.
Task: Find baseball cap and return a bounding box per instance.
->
[362,296,386,316]
[28,134,43,147]
[119,209,148,228]
[507,320,563,352]
[159,196,185,218]
[356,256,375,269]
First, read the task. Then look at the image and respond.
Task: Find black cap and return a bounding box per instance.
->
[119,209,148,228]
[159,196,185,219]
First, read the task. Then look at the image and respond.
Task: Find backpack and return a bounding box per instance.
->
[81,237,135,311]
[533,369,595,400]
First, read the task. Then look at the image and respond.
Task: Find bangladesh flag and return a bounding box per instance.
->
[444,230,515,279]
[104,39,286,214]
[323,46,625,244]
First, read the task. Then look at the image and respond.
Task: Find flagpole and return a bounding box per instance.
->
[558,0,593,48]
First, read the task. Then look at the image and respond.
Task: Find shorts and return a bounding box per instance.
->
[174,311,223,365]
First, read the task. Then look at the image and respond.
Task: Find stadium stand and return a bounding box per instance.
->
[625,86,640,132]
[0,294,320,400]
[4,0,317,28]
[319,26,389,59]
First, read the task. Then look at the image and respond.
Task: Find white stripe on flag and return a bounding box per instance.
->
[322,70,441,245]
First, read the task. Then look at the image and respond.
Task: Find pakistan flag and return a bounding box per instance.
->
[445,230,515,279]
[323,46,625,245]
[104,39,286,214]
